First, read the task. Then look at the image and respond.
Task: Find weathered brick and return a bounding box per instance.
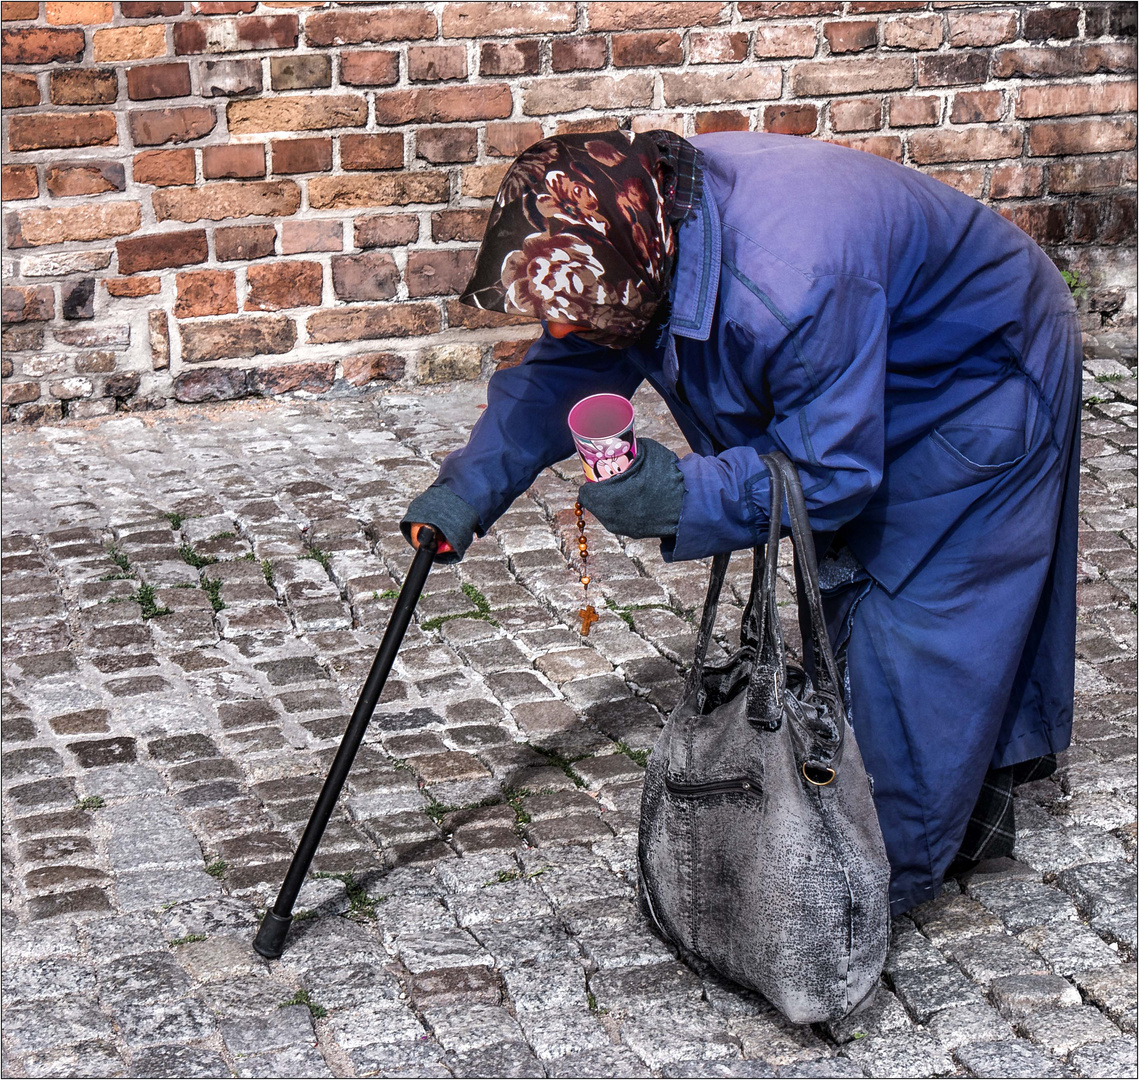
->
[831,97,881,131]
[46,1,112,22]
[341,132,405,170]
[883,13,942,49]
[270,54,331,91]
[9,112,118,151]
[951,90,1004,124]
[1017,81,1138,119]
[479,39,540,75]
[406,249,477,297]
[753,24,817,61]
[174,268,237,318]
[919,50,990,87]
[485,121,543,157]
[8,204,142,249]
[172,366,247,401]
[993,43,1136,80]
[824,20,878,53]
[630,112,684,135]
[227,95,367,134]
[764,103,818,135]
[946,9,1017,47]
[409,43,468,81]
[1048,156,1127,194]
[153,179,300,222]
[340,50,400,86]
[1024,6,1079,41]
[92,24,166,62]
[49,68,117,105]
[198,57,262,97]
[695,110,751,133]
[739,0,839,13]
[790,57,913,95]
[925,166,986,197]
[849,1,925,11]
[245,260,323,310]
[612,31,683,67]
[461,163,509,198]
[116,229,208,273]
[432,208,490,243]
[133,148,195,186]
[214,223,276,261]
[129,106,217,146]
[280,220,343,254]
[2,71,39,107]
[305,7,436,47]
[62,278,97,320]
[306,303,441,343]
[662,68,781,107]
[551,35,606,71]
[375,84,513,124]
[122,1,183,14]
[180,315,296,362]
[554,117,622,136]
[127,62,191,100]
[828,134,902,160]
[150,308,169,368]
[442,2,574,37]
[998,202,1067,245]
[342,352,405,386]
[247,361,334,396]
[889,94,940,126]
[1,27,85,64]
[105,276,161,297]
[173,14,298,54]
[49,376,94,399]
[689,31,749,64]
[1,381,42,405]
[909,126,1023,164]
[355,214,419,248]
[1029,117,1136,156]
[585,1,720,31]
[20,251,112,277]
[308,173,448,210]
[1,1,40,17]
[331,252,400,302]
[2,286,54,323]
[193,1,257,12]
[415,127,476,163]
[202,143,265,179]
[989,162,1044,198]
[271,138,332,174]
[45,160,126,197]
[2,165,38,201]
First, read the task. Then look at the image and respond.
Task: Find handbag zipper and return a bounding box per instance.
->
[664,777,761,797]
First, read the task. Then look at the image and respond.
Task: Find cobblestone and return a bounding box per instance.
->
[1,363,1135,1077]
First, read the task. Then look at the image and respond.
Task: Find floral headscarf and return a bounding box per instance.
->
[459,130,704,348]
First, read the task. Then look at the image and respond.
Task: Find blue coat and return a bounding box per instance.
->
[434,132,1082,913]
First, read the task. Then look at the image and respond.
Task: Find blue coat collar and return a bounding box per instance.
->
[668,185,721,343]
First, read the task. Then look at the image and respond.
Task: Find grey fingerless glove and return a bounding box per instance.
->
[400,485,481,564]
[576,437,684,539]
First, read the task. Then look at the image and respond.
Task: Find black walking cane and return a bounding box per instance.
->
[253,526,440,959]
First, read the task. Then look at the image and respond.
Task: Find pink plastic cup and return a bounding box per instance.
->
[568,393,637,483]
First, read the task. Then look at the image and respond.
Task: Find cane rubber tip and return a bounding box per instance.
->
[252,910,293,959]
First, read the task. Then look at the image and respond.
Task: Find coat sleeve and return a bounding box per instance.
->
[666,273,888,561]
[432,327,644,534]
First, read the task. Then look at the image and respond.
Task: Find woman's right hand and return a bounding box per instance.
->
[408,523,454,554]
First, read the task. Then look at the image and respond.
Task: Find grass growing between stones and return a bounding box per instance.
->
[169,933,206,946]
[133,584,171,620]
[76,795,105,810]
[303,545,331,573]
[179,542,217,569]
[101,545,134,581]
[420,582,498,633]
[313,871,383,920]
[201,577,225,613]
[505,787,531,827]
[604,597,681,630]
[261,559,274,587]
[616,741,650,767]
[530,745,588,788]
[279,989,327,1020]
[206,859,227,879]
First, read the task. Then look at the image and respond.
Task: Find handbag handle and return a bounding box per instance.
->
[686,549,731,703]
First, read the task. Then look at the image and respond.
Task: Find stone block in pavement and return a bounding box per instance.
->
[220,1005,314,1055]
[571,753,644,789]
[233,1045,334,1078]
[1055,861,1138,920]
[21,1042,126,1079]
[883,919,946,976]
[127,1044,231,1078]
[888,961,986,1023]
[925,1002,1015,1050]
[954,1039,1068,1078]
[991,973,1083,1019]
[728,1012,831,1067]
[778,1060,866,1078]
[423,1002,528,1052]
[590,961,705,1013]
[968,878,1081,933]
[113,997,216,1047]
[1018,923,1122,978]
[1067,1036,1139,1079]
[1074,965,1138,1033]
[546,1047,653,1077]
[620,1005,740,1070]
[941,930,1048,985]
[516,1009,612,1062]
[841,1030,954,1078]
[826,986,913,1043]
[1018,1004,1124,1056]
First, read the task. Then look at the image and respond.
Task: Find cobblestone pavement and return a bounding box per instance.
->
[2,340,1136,1080]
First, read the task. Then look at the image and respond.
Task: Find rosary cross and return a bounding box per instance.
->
[578,604,599,636]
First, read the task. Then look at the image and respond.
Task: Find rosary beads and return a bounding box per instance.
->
[574,500,599,636]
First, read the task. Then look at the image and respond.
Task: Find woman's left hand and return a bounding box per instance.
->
[576,438,685,539]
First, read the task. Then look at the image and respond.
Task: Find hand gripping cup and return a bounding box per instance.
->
[568,394,637,482]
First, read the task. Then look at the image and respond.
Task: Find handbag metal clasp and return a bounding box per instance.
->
[802,763,836,786]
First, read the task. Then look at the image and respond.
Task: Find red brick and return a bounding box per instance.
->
[525,74,653,114]
[248,361,334,397]
[553,118,621,136]
[754,24,816,59]
[105,276,161,297]
[269,54,331,90]
[374,84,514,125]
[192,1,256,12]
[1024,6,1079,41]
[924,167,985,198]
[122,2,184,15]
[1,27,85,64]
[49,68,117,105]
[1017,81,1138,119]
[909,126,1023,164]
[485,121,543,157]
[998,203,1067,245]
[117,229,208,273]
[2,72,39,107]
[461,163,509,198]
[226,95,367,135]
[172,367,246,401]
[1028,117,1136,156]
[307,303,442,344]
[9,112,118,151]
[92,24,166,62]
[1,286,54,323]
[993,44,1136,80]
[154,179,300,223]
[133,148,195,186]
[408,44,468,81]
[1,2,39,17]
[1084,2,1137,38]
[696,110,751,134]
[585,2,720,31]
[739,1,839,14]
[339,50,400,87]
[1,165,38,201]
[9,206,141,253]
[215,223,276,261]
[174,268,237,318]
[245,260,323,310]
[1048,157,1127,194]
[446,300,531,329]
[827,134,902,160]
[951,90,1004,124]
[689,31,749,64]
[762,103,816,135]
[341,133,405,170]
[479,39,540,75]
[882,14,942,49]
[630,113,684,136]
[790,57,913,96]
[831,98,881,132]
[179,315,296,362]
[331,252,400,301]
[442,2,574,36]
[173,14,298,54]
[661,68,781,107]
[45,160,126,197]
[271,138,332,175]
[305,7,436,46]
[127,62,191,100]
[202,143,265,179]
[431,208,490,243]
[342,352,406,386]
[493,339,534,370]
[405,249,477,297]
[848,1,924,11]
[824,21,877,54]
[889,94,940,126]
[918,50,989,87]
[946,10,1017,47]
[280,220,343,254]
[355,214,419,248]
[989,163,1044,199]
[551,36,606,72]
[129,106,217,146]
[415,127,475,164]
[612,32,683,67]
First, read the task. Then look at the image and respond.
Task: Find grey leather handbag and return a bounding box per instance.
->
[638,452,890,1024]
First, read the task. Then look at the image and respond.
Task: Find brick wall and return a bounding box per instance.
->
[2,1,1136,424]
